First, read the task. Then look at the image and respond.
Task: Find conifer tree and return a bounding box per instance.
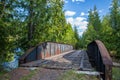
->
[110,0,120,57]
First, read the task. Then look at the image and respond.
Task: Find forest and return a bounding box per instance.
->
[0,0,120,64]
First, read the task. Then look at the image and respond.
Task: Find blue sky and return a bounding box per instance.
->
[63,0,112,36]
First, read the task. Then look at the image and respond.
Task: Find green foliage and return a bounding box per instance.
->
[100,15,113,53]
[112,67,120,80]
[0,0,16,62]
[0,65,8,77]
[109,0,120,57]
[23,0,77,48]
[63,23,77,46]
[74,26,81,49]
[88,6,101,32]
[18,0,77,49]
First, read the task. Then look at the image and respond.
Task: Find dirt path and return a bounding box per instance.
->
[30,68,65,80]
[1,67,31,80]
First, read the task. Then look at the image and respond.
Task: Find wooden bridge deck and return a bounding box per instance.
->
[20,50,93,71]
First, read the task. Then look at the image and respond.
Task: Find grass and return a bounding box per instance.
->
[0,65,11,80]
[58,70,99,80]
[20,69,37,80]
[0,70,8,76]
[112,67,120,80]
[0,69,10,80]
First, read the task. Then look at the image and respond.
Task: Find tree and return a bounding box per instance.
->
[87,6,102,39]
[63,23,76,45]
[81,6,102,48]
[46,0,66,42]
[110,0,120,30]
[93,6,102,32]
[110,0,120,57]
[0,0,16,62]
[15,0,77,50]
[14,0,49,49]
[74,26,81,49]
[101,15,113,53]
[88,9,94,27]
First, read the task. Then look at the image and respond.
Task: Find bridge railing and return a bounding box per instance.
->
[19,42,73,65]
[87,40,113,80]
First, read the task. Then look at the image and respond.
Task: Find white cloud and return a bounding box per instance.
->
[72,0,75,2]
[66,17,74,23]
[65,10,76,16]
[76,0,85,2]
[78,30,85,36]
[63,0,68,3]
[66,16,88,36]
[99,9,104,13]
[80,12,88,16]
[80,12,85,16]
[72,0,85,2]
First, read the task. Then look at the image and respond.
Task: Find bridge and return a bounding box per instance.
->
[19,40,113,80]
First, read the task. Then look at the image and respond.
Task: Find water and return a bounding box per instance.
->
[2,54,19,71]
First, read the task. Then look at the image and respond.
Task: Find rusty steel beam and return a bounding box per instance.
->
[95,40,112,65]
[19,42,73,65]
[87,40,113,80]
